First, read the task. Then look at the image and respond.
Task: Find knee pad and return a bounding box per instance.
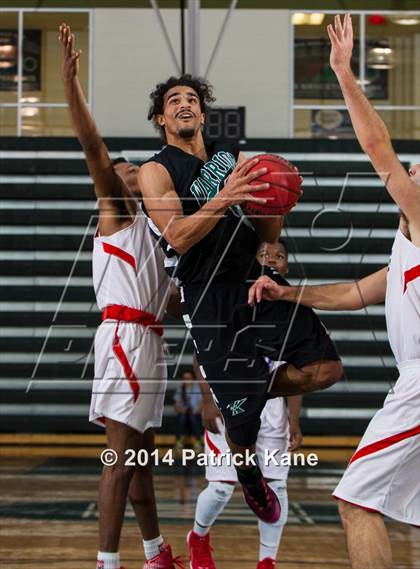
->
[208,481,235,503]
[227,417,261,447]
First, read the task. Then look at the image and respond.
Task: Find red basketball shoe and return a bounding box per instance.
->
[256,558,276,569]
[187,530,217,569]
[241,476,281,523]
[143,543,185,569]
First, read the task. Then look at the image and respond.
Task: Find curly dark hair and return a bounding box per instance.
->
[148,74,216,140]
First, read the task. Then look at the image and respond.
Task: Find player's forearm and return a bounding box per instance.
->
[334,65,391,153]
[282,281,357,310]
[165,196,229,254]
[64,77,105,156]
[287,395,302,424]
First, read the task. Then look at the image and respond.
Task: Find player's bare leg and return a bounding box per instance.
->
[99,418,143,552]
[338,500,392,569]
[128,429,160,541]
[268,359,343,397]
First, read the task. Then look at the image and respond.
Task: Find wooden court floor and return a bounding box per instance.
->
[1,456,419,569]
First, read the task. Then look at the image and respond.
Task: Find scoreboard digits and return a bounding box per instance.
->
[204,107,245,140]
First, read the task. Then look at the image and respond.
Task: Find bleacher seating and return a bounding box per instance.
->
[1,137,417,436]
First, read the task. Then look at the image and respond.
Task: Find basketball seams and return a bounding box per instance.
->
[249,180,302,196]
[244,152,302,215]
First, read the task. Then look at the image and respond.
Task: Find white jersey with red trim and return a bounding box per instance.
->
[385,229,420,364]
[93,206,170,317]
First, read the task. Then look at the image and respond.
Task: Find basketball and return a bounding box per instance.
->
[244,154,303,215]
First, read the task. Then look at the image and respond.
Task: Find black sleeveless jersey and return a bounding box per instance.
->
[146,140,260,287]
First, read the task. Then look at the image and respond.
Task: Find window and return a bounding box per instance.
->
[0,9,90,136]
[292,11,420,139]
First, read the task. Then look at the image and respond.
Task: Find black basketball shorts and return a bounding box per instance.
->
[180,278,340,430]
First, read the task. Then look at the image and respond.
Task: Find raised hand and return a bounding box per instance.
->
[58,23,81,82]
[327,13,354,72]
[248,275,287,306]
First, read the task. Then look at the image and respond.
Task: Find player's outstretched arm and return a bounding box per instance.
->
[248,267,387,310]
[139,158,269,255]
[58,24,134,221]
[328,14,420,233]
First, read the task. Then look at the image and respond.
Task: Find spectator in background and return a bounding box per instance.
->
[174,369,203,453]
[256,238,289,277]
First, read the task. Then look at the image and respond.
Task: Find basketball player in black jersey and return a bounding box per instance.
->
[139,75,342,523]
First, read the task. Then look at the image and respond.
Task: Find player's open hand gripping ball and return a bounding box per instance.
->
[243,154,303,216]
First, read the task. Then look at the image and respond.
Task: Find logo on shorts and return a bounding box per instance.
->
[226,398,247,416]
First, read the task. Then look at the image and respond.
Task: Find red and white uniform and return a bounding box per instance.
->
[334,229,420,525]
[90,207,171,433]
[205,398,291,482]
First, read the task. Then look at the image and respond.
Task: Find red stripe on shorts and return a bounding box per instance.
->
[349,424,420,465]
[102,242,137,272]
[403,264,420,293]
[112,325,140,402]
[205,431,221,456]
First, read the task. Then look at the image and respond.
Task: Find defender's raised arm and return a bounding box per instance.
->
[248,267,387,311]
[327,14,420,241]
[58,23,136,230]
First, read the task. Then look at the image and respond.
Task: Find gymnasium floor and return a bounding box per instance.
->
[1,439,419,569]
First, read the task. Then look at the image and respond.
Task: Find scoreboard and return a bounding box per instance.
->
[204,106,246,141]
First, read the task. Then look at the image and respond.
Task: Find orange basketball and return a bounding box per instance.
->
[244,154,302,215]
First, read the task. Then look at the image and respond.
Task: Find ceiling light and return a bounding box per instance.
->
[367,45,395,69]
[0,61,14,69]
[292,13,325,26]
[371,47,393,55]
[21,97,39,104]
[390,15,420,26]
[21,107,39,118]
[0,44,15,57]
[308,14,325,25]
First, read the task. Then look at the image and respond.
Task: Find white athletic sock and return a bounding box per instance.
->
[96,551,120,569]
[193,481,235,536]
[143,534,164,560]
[258,480,288,561]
